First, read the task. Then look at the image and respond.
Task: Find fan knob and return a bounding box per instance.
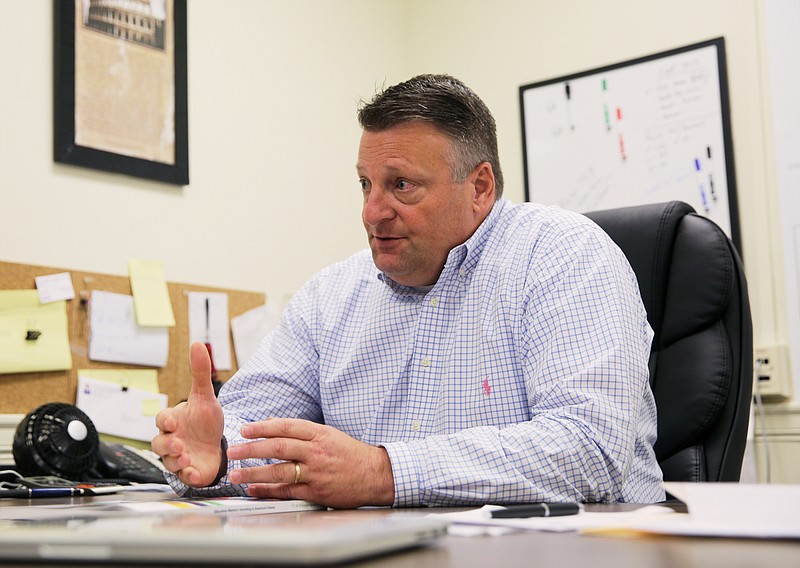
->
[67,420,88,441]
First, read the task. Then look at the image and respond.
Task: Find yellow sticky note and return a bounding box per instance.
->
[141,398,163,416]
[0,290,72,374]
[129,259,176,327]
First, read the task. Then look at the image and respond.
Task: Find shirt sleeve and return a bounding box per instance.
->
[383,222,662,506]
[164,284,325,498]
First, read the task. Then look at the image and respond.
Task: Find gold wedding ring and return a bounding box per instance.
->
[293,462,301,484]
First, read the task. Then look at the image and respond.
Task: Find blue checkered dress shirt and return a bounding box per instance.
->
[170,199,665,505]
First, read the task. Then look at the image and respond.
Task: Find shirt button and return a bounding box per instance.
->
[429,297,439,307]
[411,420,421,431]
[459,267,467,277]
[421,356,431,367]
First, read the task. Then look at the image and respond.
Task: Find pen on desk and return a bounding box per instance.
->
[490,502,582,519]
[0,487,87,499]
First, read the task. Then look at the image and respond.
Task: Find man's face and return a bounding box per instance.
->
[357,122,493,287]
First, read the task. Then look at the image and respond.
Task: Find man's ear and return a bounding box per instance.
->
[471,162,496,214]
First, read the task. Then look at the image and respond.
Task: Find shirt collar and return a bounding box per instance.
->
[377,199,508,293]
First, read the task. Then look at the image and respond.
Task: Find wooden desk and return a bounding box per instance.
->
[1,494,798,567]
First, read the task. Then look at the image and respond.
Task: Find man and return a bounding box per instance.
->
[153,74,665,507]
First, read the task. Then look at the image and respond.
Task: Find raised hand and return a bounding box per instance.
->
[152,342,226,487]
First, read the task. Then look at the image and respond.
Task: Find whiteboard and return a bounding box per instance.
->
[520,38,740,250]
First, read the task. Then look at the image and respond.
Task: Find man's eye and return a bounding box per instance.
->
[397,180,411,190]
[359,179,369,191]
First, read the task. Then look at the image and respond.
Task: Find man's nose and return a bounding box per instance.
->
[362,187,395,227]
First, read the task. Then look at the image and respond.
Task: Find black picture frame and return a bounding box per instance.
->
[53,0,189,185]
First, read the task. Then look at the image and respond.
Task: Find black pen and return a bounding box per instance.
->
[0,487,87,499]
[490,502,582,519]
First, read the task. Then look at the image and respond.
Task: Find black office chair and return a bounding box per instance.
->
[584,201,753,482]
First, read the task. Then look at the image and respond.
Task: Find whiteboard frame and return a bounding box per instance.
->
[519,37,741,254]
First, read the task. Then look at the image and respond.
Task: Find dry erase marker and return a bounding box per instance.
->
[490,502,581,518]
[564,82,575,130]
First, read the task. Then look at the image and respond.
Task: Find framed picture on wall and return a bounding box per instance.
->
[53,0,189,185]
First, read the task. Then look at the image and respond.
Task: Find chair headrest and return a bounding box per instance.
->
[585,201,732,350]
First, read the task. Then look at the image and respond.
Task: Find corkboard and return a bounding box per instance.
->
[0,260,265,413]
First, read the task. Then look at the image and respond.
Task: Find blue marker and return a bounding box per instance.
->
[699,185,709,213]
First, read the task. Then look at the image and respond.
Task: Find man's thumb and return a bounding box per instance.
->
[189,341,215,398]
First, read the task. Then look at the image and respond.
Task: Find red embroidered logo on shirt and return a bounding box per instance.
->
[483,377,491,396]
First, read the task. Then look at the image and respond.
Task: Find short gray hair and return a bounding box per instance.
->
[357,74,504,198]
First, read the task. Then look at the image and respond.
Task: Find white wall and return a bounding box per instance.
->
[0,0,407,305]
[0,1,793,392]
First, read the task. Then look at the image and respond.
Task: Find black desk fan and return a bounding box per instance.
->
[12,402,100,480]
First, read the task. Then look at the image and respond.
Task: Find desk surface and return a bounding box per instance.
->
[1,493,798,568]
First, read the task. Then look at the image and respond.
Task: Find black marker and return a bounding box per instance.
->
[564,82,575,131]
[490,502,582,518]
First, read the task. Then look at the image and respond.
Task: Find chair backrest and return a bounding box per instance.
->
[584,201,753,482]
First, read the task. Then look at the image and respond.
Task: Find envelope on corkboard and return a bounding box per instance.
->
[76,373,167,442]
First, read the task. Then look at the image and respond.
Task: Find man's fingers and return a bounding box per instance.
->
[227,436,305,462]
[229,462,300,485]
[188,341,216,399]
[155,407,177,433]
[160,452,191,473]
[179,467,204,487]
[247,483,307,502]
[241,417,317,441]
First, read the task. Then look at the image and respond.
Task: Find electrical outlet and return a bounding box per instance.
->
[754,346,791,400]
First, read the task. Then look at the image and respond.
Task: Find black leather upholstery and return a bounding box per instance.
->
[584,201,753,482]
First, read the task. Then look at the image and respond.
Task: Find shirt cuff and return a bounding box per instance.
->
[163,436,247,498]
[381,442,423,507]
[210,436,229,486]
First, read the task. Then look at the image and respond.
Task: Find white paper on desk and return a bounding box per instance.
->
[623,482,800,539]
[432,504,674,535]
[187,292,231,370]
[76,376,167,441]
[88,290,169,367]
[0,497,320,522]
[231,303,279,366]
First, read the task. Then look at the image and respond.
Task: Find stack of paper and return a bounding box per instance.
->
[433,482,800,540]
[622,482,800,539]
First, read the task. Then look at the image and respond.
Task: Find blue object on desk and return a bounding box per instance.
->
[0,487,87,499]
